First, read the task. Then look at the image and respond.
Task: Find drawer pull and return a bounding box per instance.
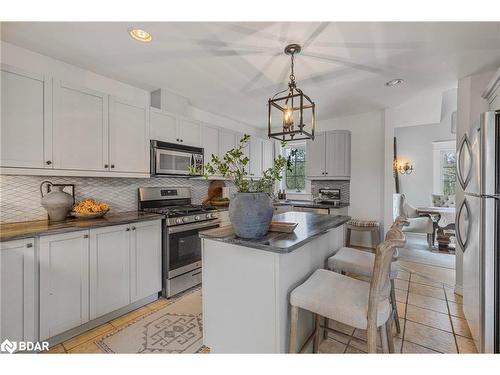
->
[26,243,33,248]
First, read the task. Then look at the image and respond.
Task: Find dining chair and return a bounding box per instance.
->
[288,226,406,354]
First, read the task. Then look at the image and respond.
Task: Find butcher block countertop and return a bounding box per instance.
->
[0,211,163,242]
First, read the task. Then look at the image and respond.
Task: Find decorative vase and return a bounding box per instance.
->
[229,192,274,239]
[40,183,74,222]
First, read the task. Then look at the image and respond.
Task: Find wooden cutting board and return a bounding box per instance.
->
[203,180,226,205]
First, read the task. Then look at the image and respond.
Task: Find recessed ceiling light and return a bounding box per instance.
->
[385,78,404,87]
[128,28,152,42]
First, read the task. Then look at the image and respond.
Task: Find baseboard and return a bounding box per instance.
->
[454,284,463,296]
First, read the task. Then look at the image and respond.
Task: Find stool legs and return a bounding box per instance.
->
[345,227,352,247]
[390,279,401,334]
[289,306,299,353]
[385,318,395,353]
[371,227,381,251]
[313,314,321,353]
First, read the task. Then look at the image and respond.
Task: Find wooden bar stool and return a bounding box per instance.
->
[345,219,381,250]
[288,226,406,354]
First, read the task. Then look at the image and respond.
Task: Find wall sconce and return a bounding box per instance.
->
[398,162,414,175]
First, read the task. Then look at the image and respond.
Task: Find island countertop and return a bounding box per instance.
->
[0,211,164,242]
[199,211,350,253]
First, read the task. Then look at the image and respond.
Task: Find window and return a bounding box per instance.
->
[433,141,456,195]
[282,143,306,193]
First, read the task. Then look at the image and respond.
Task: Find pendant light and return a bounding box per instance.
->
[268,44,315,141]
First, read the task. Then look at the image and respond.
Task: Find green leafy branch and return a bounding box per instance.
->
[190,134,292,193]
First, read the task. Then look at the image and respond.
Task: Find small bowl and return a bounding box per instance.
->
[70,209,109,220]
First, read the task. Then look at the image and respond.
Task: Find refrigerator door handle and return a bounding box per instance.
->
[456,197,471,252]
[457,134,473,191]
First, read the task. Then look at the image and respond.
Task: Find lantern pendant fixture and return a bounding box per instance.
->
[268,43,315,141]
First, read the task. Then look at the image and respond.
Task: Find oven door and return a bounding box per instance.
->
[155,148,193,175]
[166,220,220,278]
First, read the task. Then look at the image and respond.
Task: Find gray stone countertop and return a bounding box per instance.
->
[199,211,350,253]
[0,211,164,242]
[273,200,350,209]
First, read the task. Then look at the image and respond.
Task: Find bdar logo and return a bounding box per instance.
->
[1,339,17,354]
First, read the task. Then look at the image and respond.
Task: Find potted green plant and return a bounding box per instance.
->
[192,134,291,239]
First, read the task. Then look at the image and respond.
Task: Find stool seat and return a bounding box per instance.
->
[328,247,399,279]
[348,219,380,227]
[290,269,391,330]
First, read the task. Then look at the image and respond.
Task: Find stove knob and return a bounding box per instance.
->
[194,215,200,220]
[176,218,183,224]
[206,213,212,219]
[182,217,188,222]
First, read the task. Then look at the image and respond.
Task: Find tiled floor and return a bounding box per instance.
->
[319,260,478,354]
[46,260,477,354]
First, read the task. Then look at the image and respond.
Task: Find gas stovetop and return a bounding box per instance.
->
[143,205,217,218]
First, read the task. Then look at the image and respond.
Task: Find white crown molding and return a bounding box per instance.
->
[482,66,500,102]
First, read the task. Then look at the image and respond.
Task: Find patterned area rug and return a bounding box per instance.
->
[96,289,203,353]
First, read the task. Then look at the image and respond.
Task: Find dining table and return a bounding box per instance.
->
[416,206,456,252]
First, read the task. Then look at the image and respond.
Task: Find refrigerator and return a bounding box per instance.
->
[457,110,499,353]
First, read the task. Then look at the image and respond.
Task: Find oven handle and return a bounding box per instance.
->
[168,220,221,234]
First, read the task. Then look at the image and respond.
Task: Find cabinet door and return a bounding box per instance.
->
[326,131,351,178]
[150,109,178,143]
[1,66,49,168]
[306,132,326,177]
[262,139,274,172]
[0,238,37,343]
[109,97,149,173]
[201,125,220,163]
[90,224,130,319]
[52,80,108,171]
[219,130,236,157]
[130,220,162,303]
[178,118,201,147]
[39,231,90,340]
[249,137,263,177]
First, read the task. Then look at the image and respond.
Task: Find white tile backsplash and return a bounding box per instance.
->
[0,175,226,223]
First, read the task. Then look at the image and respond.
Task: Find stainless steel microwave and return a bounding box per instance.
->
[151,140,204,176]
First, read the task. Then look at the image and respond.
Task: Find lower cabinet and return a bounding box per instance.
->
[130,220,162,303]
[39,230,90,340]
[90,224,131,319]
[38,219,162,340]
[0,238,37,343]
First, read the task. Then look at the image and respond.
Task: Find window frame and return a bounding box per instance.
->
[432,140,456,195]
[280,141,307,194]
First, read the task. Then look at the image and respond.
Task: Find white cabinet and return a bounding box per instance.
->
[178,118,201,147]
[306,132,326,177]
[306,131,351,179]
[201,125,220,163]
[89,224,131,319]
[150,108,201,147]
[39,230,90,340]
[150,109,178,143]
[1,65,49,169]
[219,130,237,156]
[109,97,149,173]
[249,138,263,177]
[326,131,351,178]
[130,220,162,302]
[262,139,274,172]
[1,238,37,343]
[52,80,109,171]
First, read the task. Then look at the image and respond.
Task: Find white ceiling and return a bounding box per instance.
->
[2,22,500,128]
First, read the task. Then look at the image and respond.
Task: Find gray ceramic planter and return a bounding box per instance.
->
[229,192,273,239]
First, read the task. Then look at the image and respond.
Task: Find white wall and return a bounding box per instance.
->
[318,110,385,247]
[392,88,444,128]
[394,88,457,207]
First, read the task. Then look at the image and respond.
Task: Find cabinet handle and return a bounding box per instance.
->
[180,139,183,143]
[176,138,179,142]
[46,160,52,165]
[131,226,136,231]
[104,164,109,168]
[83,234,89,239]
[26,243,33,248]
[126,227,130,231]
[325,172,328,175]
[110,164,115,169]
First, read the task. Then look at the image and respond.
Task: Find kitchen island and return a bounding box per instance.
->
[200,211,350,353]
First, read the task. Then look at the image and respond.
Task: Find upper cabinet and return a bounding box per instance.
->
[219,130,237,156]
[306,130,351,179]
[52,80,109,171]
[262,139,274,172]
[1,65,49,169]
[201,124,220,162]
[249,137,263,177]
[150,108,201,147]
[109,96,149,173]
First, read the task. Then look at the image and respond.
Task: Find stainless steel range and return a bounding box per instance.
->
[138,186,220,298]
